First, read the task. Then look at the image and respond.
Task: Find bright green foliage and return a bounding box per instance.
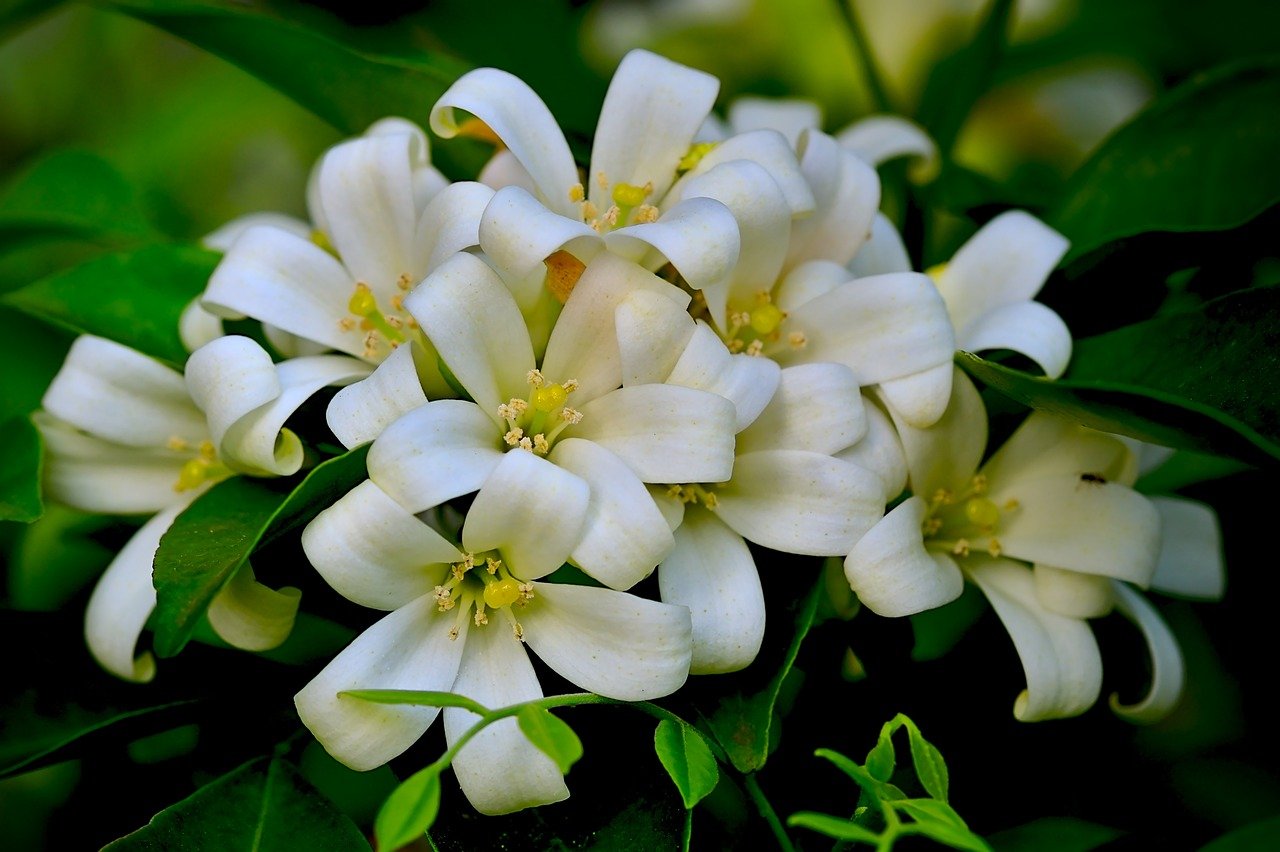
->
[517,706,584,774]
[374,764,442,852]
[653,718,720,809]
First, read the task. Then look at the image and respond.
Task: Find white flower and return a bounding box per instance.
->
[35,334,366,681]
[295,465,693,815]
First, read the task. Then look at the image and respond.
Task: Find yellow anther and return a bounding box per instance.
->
[512,622,525,641]
[971,474,988,494]
[749,302,785,335]
[337,317,356,331]
[964,497,1001,529]
[348,283,378,317]
[198,441,217,460]
[504,428,524,446]
[562,379,579,393]
[925,262,948,281]
[457,117,503,146]
[473,609,489,627]
[952,538,971,557]
[533,434,550,454]
[175,459,208,492]
[1003,498,1021,512]
[518,436,533,452]
[569,183,585,202]
[560,407,583,425]
[534,383,568,413]
[484,577,522,609]
[612,181,651,208]
[987,538,1004,558]
[543,249,587,305]
[596,171,608,190]
[486,557,503,574]
[526,369,545,388]
[788,331,808,349]
[166,436,189,452]
[933,488,954,506]
[677,141,717,173]
[397,273,412,291]
[390,294,405,311]
[310,229,337,256]
[745,339,764,356]
[385,315,404,329]
[581,201,599,221]
[634,204,660,224]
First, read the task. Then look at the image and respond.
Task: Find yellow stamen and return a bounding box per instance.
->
[483,577,523,609]
[456,117,503,146]
[677,141,717,173]
[611,181,651,208]
[533,383,568,413]
[310,229,337,257]
[569,183,585,202]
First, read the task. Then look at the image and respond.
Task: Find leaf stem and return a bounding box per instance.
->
[832,0,891,113]
[745,773,797,852]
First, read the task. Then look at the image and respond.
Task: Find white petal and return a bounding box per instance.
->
[675,128,815,217]
[772,260,850,313]
[835,398,908,502]
[728,97,821,146]
[478,149,539,196]
[966,557,1103,721]
[844,497,963,616]
[43,335,205,448]
[262,324,331,358]
[887,367,987,498]
[179,298,225,353]
[614,289,696,386]
[367,400,504,512]
[1148,497,1225,600]
[777,273,954,387]
[981,412,1134,487]
[431,68,579,218]
[406,251,535,416]
[666,322,781,432]
[993,475,1161,585]
[463,450,589,580]
[566,385,736,484]
[785,130,879,270]
[185,335,279,451]
[84,503,186,682]
[316,132,419,293]
[589,49,718,208]
[203,226,366,359]
[478,185,601,283]
[294,594,467,771]
[847,213,911,278]
[521,583,692,700]
[326,341,427,449]
[35,414,189,514]
[1109,582,1185,723]
[550,438,673,590]
[1033,565,1115,618]
[202,212,310,252]
[205,563,301,651]
[837,115,938,179]
[443,624,568,814]
[649,484,686,532]
[413,181,494,276]
[606,195,740,293]
[302,479,460,611]
[715,450,883,555]
[542,253,690,404]
[960,300,1073,379]
[876,361,955,429]
[737,362,864,455]
[935,211,1069,334]
[659,507,764,674]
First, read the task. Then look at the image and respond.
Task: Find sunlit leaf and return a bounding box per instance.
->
[1052,57,1280,261]
[517,705,583,775]
[653,718,719,809]
[374,764,441,852]
[905,724,950,803]
[340,690,489,715]
[151,446,369,658]
[788,811,881,843]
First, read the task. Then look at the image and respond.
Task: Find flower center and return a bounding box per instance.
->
[720,290,809,356]
[340,278,426,360]
[169,438,233,493]
[497,369,583,455]
[432,551,535,641]
[665,482,720,509]
[569,174,660,233]
[921,474,1018,559]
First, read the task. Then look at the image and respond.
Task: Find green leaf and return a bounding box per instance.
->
[653,718,719,809]
[864,722,897,783]
[958,286,1280,465]
[0,306,72,423]
[0,150,155,250]
[104,0,486,177]
[910,584,987,662]
[1136,450,1251,494]
[897,798,967,827]
[709,580,823,773]
[8,507,117,610]
[517,705,583,775]
[787,812,881,843]
[106,756,367,850]
[914,0,1015,154]
[989,817,1123,851]
[1201,815,1280,851]
[814,748,892,799]
[374,764,442,852]
[151,446,369,657]
[340,690,490,716]
[905,724,950,803]
[0,416,41,522]
[3,245,219,367]
[1052,57,1280,261]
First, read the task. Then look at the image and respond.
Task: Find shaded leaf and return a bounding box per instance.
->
[8,506,117,609]
[1052,57,1280,261]
[788,811,881,843]
[106,756,367,850]
[864,723,896,783]
[989,817,1123,852]
[653,718,719,809]
[957,286,1280,465]
[0,416,41,522]
[375,764,442,852]
[151,446,369,658]
[911,584,987,662]
[517,705,583,775]
[341,690,489,716]
[3,244,219,367]
[0,306,73,423]
[1201,815,1280,851]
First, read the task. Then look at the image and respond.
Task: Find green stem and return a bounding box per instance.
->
[682,808,694,852]
[744,774,797,852]
[833,0,892,113]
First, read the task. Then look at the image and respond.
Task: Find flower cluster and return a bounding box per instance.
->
[37,49,1224,817]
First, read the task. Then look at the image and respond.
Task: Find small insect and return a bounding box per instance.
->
[1079,472,1108,486]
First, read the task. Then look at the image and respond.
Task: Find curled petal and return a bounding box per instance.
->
[659,507,764,674]
[615,289,697,387]
[205,564,300,651]
[888,367,986,499]
[961,300,1073,379]
[677,128,816,217]
[848,213,911,278]
[738,362,865,456]
[443,623,568,814]
[1109,582,1185,724]
[1149,497,1225,600]
[773,260,850,313]
[835,399,908,502]
[478,149,538,195]
[728,97,821,147]
[844,497,963,616]
[606,195,740,294]
[521,583,692,700]
[837,115,938,179]
[876,361,954,429]
[1033,565,1115,618]
[785,130,880,270]
[295,594,468,771]
[478,185,601,283]
[179,298,224,353]
[431,68,579,217]
[666,322,780,432]
[966,557,1103,721]
[202,212,310,252]
[327,341,427,449]
[302,479,460,611]
[413,181,494,276]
